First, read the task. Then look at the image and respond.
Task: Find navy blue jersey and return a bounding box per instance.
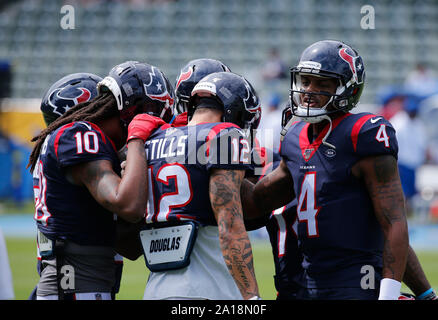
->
[280,112,398,288]
[266,199,302,297]
[32,121,120,246]
[259,156,303,298]
[145,122,253,226]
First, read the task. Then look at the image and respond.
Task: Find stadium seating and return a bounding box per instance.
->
[0,0,437,105]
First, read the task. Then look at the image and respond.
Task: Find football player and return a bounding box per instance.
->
[29,72,104,300]
[141,71,261,299]
[241,40,425,299]
[27,61,172,300]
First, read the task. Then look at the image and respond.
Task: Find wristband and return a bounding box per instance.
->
[378,278,401,300]
[417,288,436,300]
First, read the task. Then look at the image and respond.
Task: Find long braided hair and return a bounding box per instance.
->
[28,92,118,172]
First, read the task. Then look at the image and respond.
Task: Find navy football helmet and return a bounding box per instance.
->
[290,40,365,123]
[97,61,175,126]
[40,73,102,126]
[174,58,231,114]
[189,72,261,131]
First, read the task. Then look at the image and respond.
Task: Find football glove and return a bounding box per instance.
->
[171,112,188,127]
[127,113,165,143]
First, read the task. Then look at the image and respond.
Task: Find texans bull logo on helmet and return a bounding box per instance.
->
[339,48,364,85]
[48,87,92,116]
[175,66,194,91]
[144,66,175,107]
[243,79,261,128]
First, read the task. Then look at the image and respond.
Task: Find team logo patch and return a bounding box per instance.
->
[324,148,336,158]
[304,148,314,160]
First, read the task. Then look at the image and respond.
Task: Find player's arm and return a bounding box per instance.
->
[403,245,435,298]
[67,139,147,223]
[114,161,146,260]
[241,159,295,220]
[115,218,144,260]
[353,154,409,298]
[210,168,260,300]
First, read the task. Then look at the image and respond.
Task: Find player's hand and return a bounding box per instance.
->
[253,146,267,168]
[127,113,165,143]
[120,160,126,177]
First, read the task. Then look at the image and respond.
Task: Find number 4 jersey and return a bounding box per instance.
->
[280,112,398,289]
[33,121,120,246]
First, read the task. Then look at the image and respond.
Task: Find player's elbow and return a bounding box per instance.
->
[116,203,146,223]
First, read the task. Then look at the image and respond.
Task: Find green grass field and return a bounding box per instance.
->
[5,237,278,300]
[5,237,438,300]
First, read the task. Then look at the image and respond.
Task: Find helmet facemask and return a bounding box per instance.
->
[175,93,190,115]
[290,70,348,124]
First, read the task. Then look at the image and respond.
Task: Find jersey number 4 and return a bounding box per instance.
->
[297,172,321,238]
[375,124,390,148]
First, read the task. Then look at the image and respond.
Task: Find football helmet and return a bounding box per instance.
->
[174,58,231,114]
[189,71,261,131]
[290,40,365,123]
[97,61,175,126]
[40,73,102,126]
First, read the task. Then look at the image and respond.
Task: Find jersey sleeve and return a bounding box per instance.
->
[53,122,118,168]
[205,124,253,172]
[354,116,399,159]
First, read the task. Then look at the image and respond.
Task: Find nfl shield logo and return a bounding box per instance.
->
[304,148,314,160]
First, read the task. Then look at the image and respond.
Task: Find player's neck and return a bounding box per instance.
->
[188,108,223,125]
[309,122,326,143]
[308,111,343,143]
[96,116,126,149]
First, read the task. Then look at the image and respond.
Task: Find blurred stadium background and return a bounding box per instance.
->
[1,0,438,300]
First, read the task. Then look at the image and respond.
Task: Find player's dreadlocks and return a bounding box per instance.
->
[27,92,118,172]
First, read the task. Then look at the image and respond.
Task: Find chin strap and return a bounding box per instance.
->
[280,116,296,142]
[320,115,336,149]
[280,114,336,150]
